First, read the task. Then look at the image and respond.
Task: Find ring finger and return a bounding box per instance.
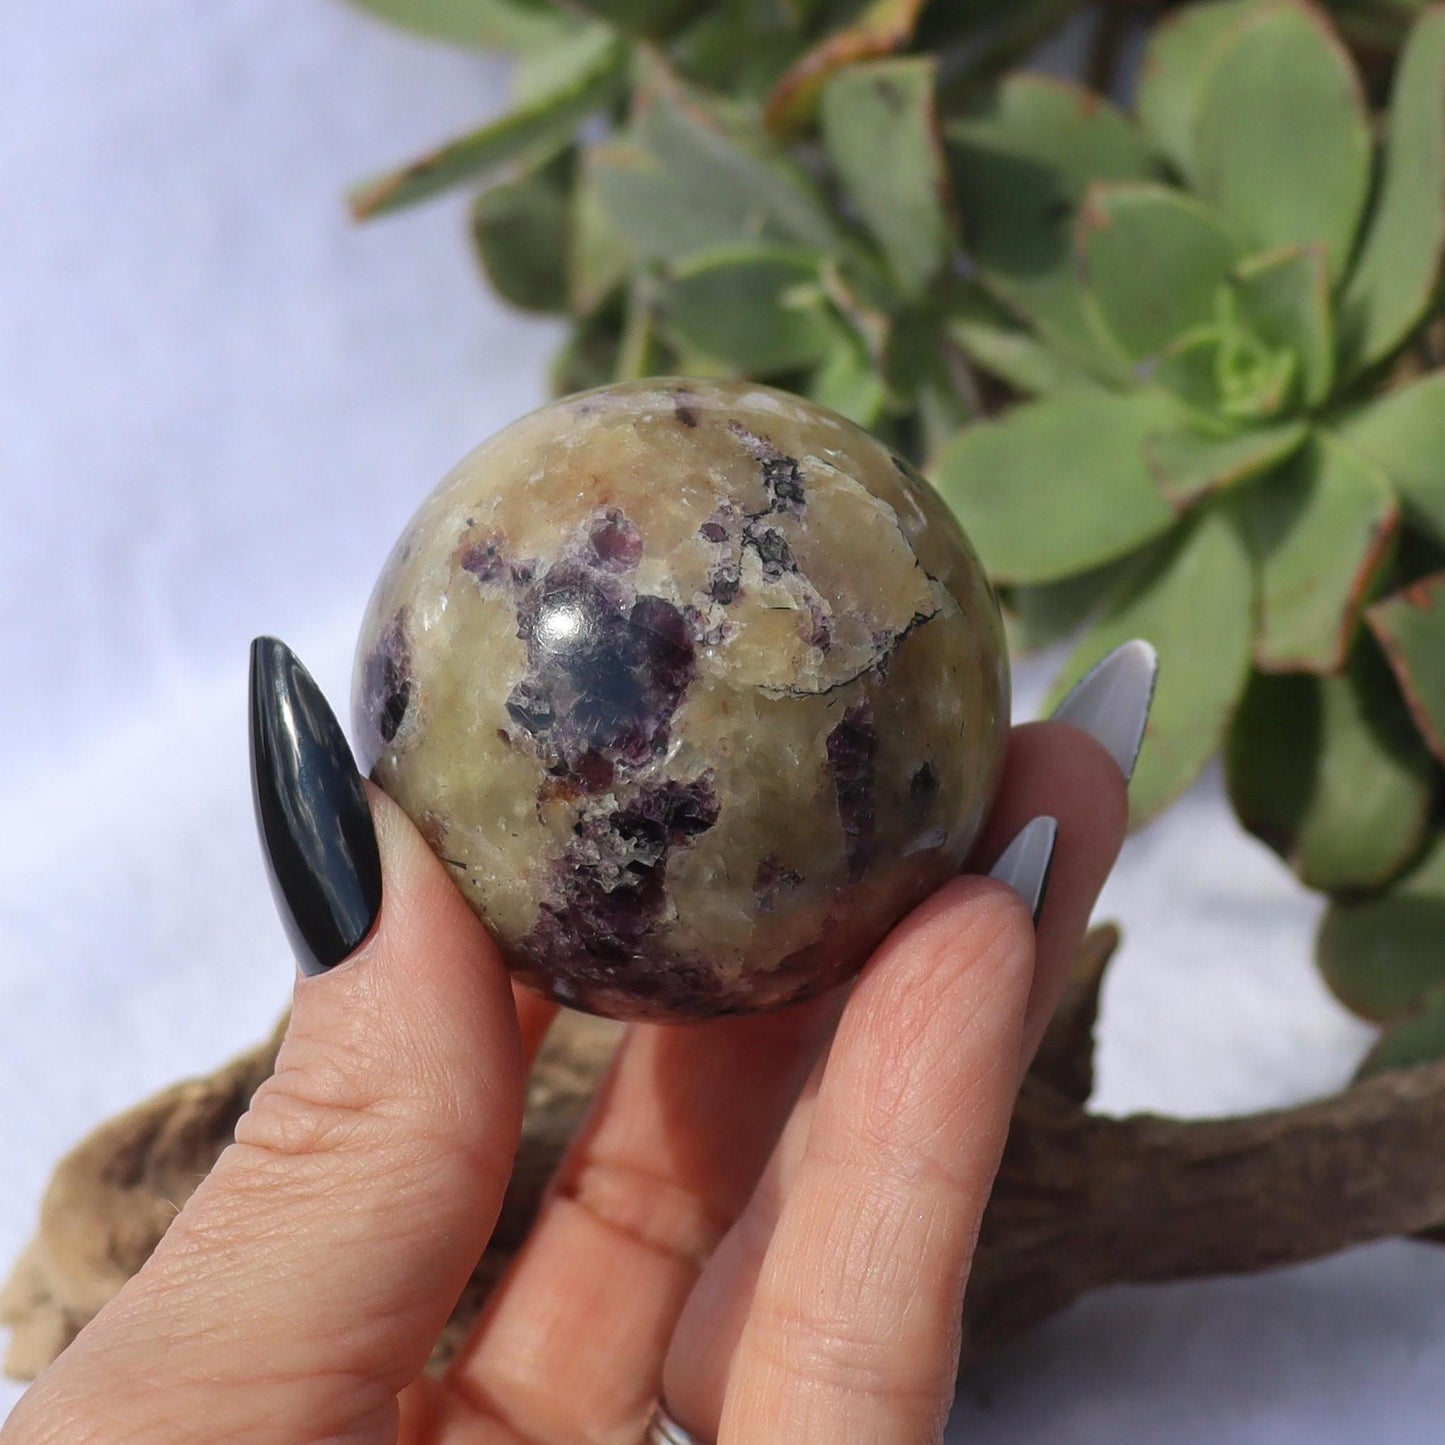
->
[717,874,1035,1441]
[660,644,1151,1436]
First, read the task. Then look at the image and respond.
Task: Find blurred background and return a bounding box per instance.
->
[1,3,1441,1438]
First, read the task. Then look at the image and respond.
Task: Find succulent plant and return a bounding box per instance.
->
[12,0,1445,1395]
[1312,0,1435,50]
[932,0,1445,1073]
[343,0,1445,1062]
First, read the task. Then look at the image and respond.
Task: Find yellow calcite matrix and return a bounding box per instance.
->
[353,379,1008,1020]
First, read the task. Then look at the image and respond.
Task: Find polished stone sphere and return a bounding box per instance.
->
[353,379,1008,1021]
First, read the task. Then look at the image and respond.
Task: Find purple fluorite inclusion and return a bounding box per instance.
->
[354,378,1008,1021]
[357,610,411,756]
[826,706,879,881]
[587,508,644,571]
[508,563,695,784]
[525,776,721,1013]
[456,508,699,790]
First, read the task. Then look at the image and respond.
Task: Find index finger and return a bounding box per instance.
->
[658,693,1140,1436]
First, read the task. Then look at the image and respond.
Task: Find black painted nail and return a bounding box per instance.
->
[249,637,383,976]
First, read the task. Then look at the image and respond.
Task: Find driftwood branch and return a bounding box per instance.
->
[5,928,1441,1384]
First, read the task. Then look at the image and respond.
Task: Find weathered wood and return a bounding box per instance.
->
[5,930,1441,1385]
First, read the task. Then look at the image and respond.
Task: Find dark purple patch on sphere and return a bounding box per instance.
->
[459,532,510,584]
[587,508,643,572]
[523,776,723,1009]
[357,610,412,767]
[505,563,696,787]
[754,855,804,913]
[827,704,878,881]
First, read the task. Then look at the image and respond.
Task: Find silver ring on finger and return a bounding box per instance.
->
[644,1400,712,1445]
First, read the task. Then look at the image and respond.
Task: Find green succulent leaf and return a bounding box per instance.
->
[946,320,1099,400]
[613,279,675,381]
[1135,0,1278,182]
[763,0,933,135]
[357,0,696,41]
[1143,418,1310,510]
[821,57,955,297]
[1358,983,1445,1078]
[668,3,808,100]
[1339,6,1445,373]
[943,285,1102,398]
[1152,245,1334,420]
[808,322,890,429]
[349,29,626,219]
[1045,504,1257,825]
[591,83,844,262]
[1318,830,1445,1020]
[1236,433,1399,672]
[931,390,1182,585]
[587,141,698,257]
[1232,244,1334,407]
[1150,243,1334,421]
[344,0,585,50]
[1335,374,1445,546]
[1192,1,1372,282]
[1226,644,1434,891]
[568,152,632,316]
[659,245,834,373]
[551,308,624,395]
[470,157,571,314]
[1077,182,1244,362]
[1366,570,1445,761]
[510,21,626,103]
[1153,319,1295,422]
[1001,558,1135,654]
[946,75,1155,379]
[562,0,702,35]
[914,374,979,463]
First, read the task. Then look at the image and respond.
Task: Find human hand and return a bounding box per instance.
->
[2,637,1151,1445]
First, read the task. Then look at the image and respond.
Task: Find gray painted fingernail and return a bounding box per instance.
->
[1050,639,1158,784]
[988,816,1058,926]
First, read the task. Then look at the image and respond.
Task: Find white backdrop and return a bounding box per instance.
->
[1,4,1441,1438]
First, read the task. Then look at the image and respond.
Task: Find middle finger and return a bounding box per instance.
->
[443,990,842,1442]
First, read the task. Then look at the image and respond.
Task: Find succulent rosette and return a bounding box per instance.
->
[933,1,1445,1070]
[344,0,1445,1059]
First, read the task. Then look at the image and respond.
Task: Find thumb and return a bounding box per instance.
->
[7,640,527,1445]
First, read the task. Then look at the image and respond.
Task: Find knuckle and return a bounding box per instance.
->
[848,889,1030,1145]
[812,1118,985,1206]
[171,1026,514,1247]
[235,1052,405,1165]
[871,882,1029,1031]
[1,1360,183,1445]
[550,1150,733,1267]
[227,1046,508,1202]
[747,1286,952,1424]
